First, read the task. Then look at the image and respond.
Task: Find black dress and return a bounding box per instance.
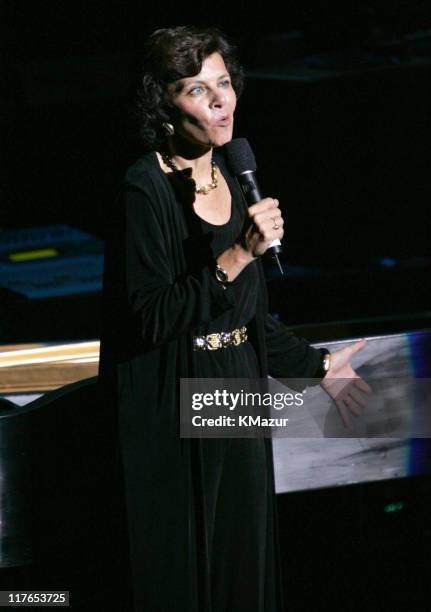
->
[99,149,323,611]
[195,185,280,611]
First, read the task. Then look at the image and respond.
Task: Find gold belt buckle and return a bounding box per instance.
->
[193,326,247,351]
[232,329,241,346]
[206,333,221,350]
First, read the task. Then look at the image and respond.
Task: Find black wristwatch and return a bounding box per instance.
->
[214,263,230,288]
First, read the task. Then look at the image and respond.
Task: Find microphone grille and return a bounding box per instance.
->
[224,138,257,174]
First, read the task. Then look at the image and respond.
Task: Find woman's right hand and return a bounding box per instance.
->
[241,197,284,258]
[216,197,285,283]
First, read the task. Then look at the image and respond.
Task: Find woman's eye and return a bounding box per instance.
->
[189,80,230,95]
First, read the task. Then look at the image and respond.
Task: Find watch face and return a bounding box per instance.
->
[215,266,229,283]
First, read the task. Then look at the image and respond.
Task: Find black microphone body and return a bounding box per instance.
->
[234,171,282,256]
[224,138,283,264]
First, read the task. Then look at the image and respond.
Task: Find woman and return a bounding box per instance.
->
[99,25,367,611]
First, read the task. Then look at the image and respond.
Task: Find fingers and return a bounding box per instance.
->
[258,216,284,238]
[241,196,285,257]
[336,394,362,428]
[258,222,284,244]
[335,400,349,428]
[345,398,362,416]
[346,386,367,410]
[336,377,371,405]
[324,373,374,429]
[354,377,373,394]
[248,198,285,243]
[248,197,279,216]
[349,339,367,354]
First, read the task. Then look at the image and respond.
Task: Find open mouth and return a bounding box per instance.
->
[214,115,231,127]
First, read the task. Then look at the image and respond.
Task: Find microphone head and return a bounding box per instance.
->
[224,138,257,175]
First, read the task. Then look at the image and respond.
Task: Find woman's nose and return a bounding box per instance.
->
[210,89,227,108]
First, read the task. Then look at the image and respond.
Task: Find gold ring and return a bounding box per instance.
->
[272,217,280,230]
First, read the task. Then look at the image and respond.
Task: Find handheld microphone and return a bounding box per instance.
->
[224,138,283,275]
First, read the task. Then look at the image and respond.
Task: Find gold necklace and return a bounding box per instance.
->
[161,152,218,195]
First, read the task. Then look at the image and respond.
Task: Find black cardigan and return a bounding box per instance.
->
[98,148,323,610]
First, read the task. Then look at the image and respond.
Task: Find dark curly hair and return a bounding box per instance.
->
[134,25,245,151]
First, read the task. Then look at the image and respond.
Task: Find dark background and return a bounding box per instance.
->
[2,1,431,341]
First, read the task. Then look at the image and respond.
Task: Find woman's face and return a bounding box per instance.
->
[167,51,237,149]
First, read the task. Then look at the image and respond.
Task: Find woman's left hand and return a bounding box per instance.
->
[320,339,373,428]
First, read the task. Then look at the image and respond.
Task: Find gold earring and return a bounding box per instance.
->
[162,122,175,136]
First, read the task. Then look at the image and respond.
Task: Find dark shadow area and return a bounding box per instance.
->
[277,473,431,612]
[0,379,132,610]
